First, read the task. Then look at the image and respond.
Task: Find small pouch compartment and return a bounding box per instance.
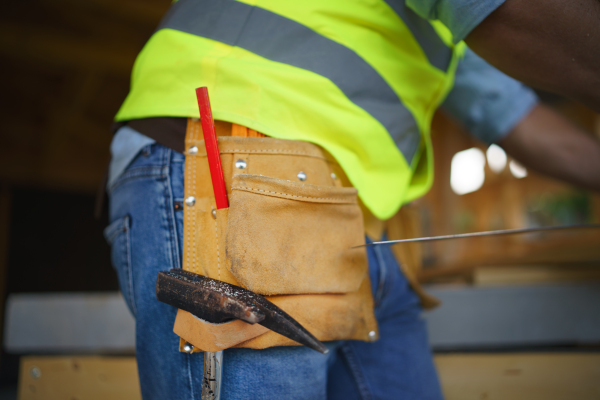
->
[225,174,367,296]
[174,309,269,352]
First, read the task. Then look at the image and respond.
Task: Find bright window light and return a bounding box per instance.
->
[486,144,507,173]
[451,148,486,195]
[509,160,528,178]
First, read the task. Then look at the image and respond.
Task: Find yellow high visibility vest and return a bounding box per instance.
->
[116,0,465,220]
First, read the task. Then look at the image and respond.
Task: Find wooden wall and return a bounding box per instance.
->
[417,108,600,283]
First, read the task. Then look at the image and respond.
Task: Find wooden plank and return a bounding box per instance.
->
[17,353,600,400]
[18,356,141,400]
[474,265,600,286]
[0,22,137,74]
[16,352,600,400]
[435,353,600,400]
[422,109,600,281]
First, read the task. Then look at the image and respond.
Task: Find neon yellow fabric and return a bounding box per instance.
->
[116,1,463,219]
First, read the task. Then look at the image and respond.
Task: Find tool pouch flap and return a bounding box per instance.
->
[226,174,367,295]
[174,309,269,352]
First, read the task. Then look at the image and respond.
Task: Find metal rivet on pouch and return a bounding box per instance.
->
[212,209,217,219]
[183,342,195,353]
[235,159,247,169]
[185,196,196,207]
[297,171,307,181]
[188,146,198,155]
[30,367,41,379]
[330,172,337,180]
[368,331,377,341]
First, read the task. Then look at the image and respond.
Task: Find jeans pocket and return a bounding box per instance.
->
[103,215,136,316]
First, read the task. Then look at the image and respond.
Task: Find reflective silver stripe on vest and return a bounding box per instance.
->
[384,1,452,72]
[158,0,422,165]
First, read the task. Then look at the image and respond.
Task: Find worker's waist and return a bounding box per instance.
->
[116,117,256,154]
[118,117,390,240]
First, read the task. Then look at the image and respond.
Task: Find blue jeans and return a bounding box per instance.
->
[104,142,443,400]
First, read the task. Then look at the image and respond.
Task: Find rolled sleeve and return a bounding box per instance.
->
[441,48,538,144]
[406,0,506,43]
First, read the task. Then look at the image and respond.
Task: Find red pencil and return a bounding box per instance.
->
[195,87,229,209]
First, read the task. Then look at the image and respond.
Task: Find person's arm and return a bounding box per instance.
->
[465,0,600,113]
[442,48,538,146]
[499,104,600,192]
[442,48,600,192]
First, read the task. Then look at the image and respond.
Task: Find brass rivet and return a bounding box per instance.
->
[297,171,307,181]
[188,146,198,155]
[211,209,217,219]
[368,331,377,341]
[331,172,337,180]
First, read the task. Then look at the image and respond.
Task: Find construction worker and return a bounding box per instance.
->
[103,0,600,399]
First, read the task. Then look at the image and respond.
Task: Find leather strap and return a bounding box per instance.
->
[120,117,267,154]
[127,117,188,154]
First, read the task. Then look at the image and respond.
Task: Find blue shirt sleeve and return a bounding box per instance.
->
[406,0,506,43]
[441,48,538,144]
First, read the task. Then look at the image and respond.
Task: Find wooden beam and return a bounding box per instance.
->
[19,356,141,400]
[0,22,138,75]
[39,0,168,25]
[436,353,600,400]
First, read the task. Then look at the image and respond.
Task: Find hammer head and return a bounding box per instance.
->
[156,269,328,354]
[157,269,265,324]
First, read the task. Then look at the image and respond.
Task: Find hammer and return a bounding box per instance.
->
[156,269,328,399]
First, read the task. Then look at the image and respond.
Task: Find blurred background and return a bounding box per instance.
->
[0,1,599,399]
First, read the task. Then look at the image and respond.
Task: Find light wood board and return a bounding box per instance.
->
[474,265,600,286]
[17,353,600,399]
[436,353,600,400]
[18,356,141,400]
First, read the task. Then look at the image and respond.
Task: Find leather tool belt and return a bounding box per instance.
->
[117,117,440,351]
[136,117,379,351]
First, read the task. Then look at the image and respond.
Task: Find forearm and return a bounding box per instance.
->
[499,104,600,192]
[466,0,600,113]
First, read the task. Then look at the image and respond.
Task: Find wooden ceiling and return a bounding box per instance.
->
[0,0,169,193]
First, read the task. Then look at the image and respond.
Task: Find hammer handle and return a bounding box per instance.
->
[202,350,223,400]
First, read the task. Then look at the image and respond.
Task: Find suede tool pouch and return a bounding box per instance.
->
[178,121,378,351]
[226,174,367,296]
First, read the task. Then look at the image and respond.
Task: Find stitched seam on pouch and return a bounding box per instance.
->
[231,186,356,203]
[185,141,191,272]
[188,125,193,273]
[222,149,317,155]
[193,123,199,275]
[189,123,197,274]
[215,216,220,280]
[191,149,327,158]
